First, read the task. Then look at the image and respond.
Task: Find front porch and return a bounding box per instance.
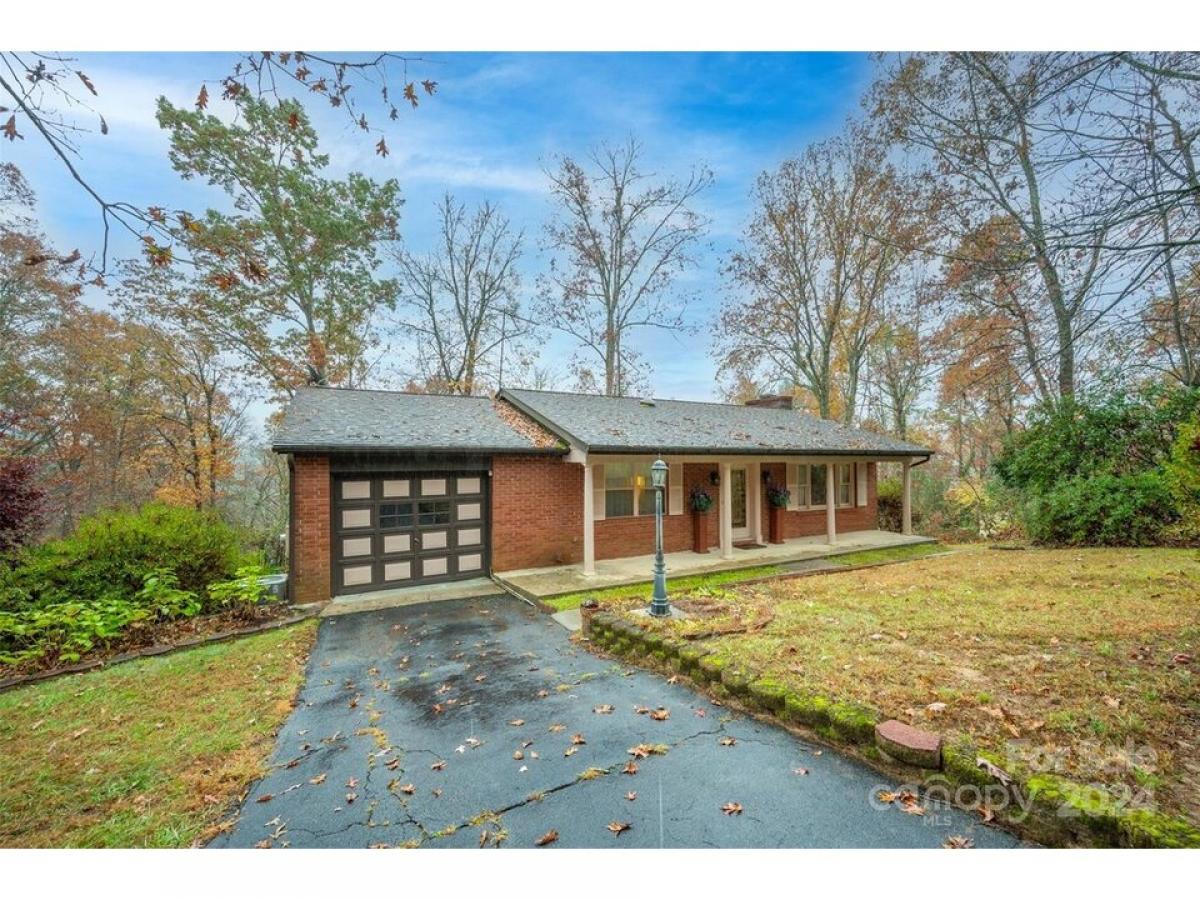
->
[494,528,933,599]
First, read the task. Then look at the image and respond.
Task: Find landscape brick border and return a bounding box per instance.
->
[0,606,320,694]
[584,609,1200,849]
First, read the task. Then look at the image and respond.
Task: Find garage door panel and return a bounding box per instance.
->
[332,470,489,594]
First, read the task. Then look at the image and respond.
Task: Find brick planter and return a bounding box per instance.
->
[691,511,710,554]
[767,505,784,544]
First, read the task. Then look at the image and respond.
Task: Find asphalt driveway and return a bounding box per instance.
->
[210,594,1021,848]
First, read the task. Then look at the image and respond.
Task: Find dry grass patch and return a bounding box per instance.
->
[622,546,1200,823]
[0,620,317,847]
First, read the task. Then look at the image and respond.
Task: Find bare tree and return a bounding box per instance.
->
[716,122,925,422]
[537,138,712,396]
[871,52,1171,400]
[393,195,527,395]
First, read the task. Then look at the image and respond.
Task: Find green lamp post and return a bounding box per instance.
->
[648,458,671,617]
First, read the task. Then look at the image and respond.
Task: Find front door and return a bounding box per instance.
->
[730,466,750,541]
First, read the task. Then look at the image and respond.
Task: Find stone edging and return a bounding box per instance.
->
[0,607,320,694]
[584,609,1200,849]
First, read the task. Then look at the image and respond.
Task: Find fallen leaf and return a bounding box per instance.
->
[346,777,359,788]
[508,719,525,727]
[625,791,638,801]
[571,733,587,745]
[666,675,679,684]
[563,746,577,757]
[431,760,446,771]
[535,829,559,846]
[432,788,443,797]
[548,723,566,733]
[537,689,550,698]
[593,704,615,715]
[399,783,415,795]
[623,761,639,775]
[474,674,487,683]
[877,790,898,804]
[925,702,947,717]
[943,835,974,849]
[719,737,737,747]
[254,839,271,849]
[977,804,995,823]
[1103,696,1121,709]
[256,794,273,803]
[387,758,402,770]
[635,705,651,715]
[349,695,360,708]
[607,821,631,836]
[345,792,357,804]
[1174,653,1194,665]
[513,750,525,760]
[309,774,327,785]
[792,767,809,776]
[721,802,744,816]
[649,708,670,721]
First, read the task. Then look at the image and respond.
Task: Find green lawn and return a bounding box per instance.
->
[826,541,945,567]
[542,564,788,612]
[612,546,1200,826]
[0,620,317,847]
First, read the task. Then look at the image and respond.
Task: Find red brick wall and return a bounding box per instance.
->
[489,459,878,571]
[291,454,331,603]
[490,455,584,570]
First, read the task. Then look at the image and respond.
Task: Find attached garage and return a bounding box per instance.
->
[274,387,565,604]
[332,469,490,594]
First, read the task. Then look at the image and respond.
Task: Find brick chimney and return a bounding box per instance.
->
[744,394,795,409]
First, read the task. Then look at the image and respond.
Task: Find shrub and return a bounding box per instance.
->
[207,564,271,611]
[876,476,903,531]
[1022,472,1178,547]
[2,503,243,612]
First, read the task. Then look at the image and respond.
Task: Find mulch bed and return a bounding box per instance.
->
[0,603,317,692]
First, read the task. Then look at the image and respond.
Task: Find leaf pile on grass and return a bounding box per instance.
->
[669,546,1200,825]
[0,619,316,847]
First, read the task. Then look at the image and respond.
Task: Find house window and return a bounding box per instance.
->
[794,464,810,507]
[810,464,827,507]
[604,460,658,518]
[837,464,853,506]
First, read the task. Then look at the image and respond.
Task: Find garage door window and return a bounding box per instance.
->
[418,500,451,525]
[380,502,413,529]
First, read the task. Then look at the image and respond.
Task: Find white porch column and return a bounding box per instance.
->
[749,461,763,544]
[719,461,734,559]
[582,463,596,575]
[825,461,837,545]
[902,459,913,536]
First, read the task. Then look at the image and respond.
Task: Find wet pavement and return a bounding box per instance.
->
[209,594,1021,849]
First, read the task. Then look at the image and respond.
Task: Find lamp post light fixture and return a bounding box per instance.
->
[648,458,671,617]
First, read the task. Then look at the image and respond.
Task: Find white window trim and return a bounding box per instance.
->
[592,456,682,521]
[785,462,856,510]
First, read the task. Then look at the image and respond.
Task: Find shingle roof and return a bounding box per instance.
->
[498,388,933,457]
[272,387,565,454]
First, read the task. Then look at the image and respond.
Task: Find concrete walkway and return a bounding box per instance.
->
[496,529,933,598]
[209,594,1020,849]
[322,576,500,617]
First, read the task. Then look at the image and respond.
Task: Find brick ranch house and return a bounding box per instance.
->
[273,387,933,604]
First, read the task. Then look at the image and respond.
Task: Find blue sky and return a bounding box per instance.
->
[6,51,873,402]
